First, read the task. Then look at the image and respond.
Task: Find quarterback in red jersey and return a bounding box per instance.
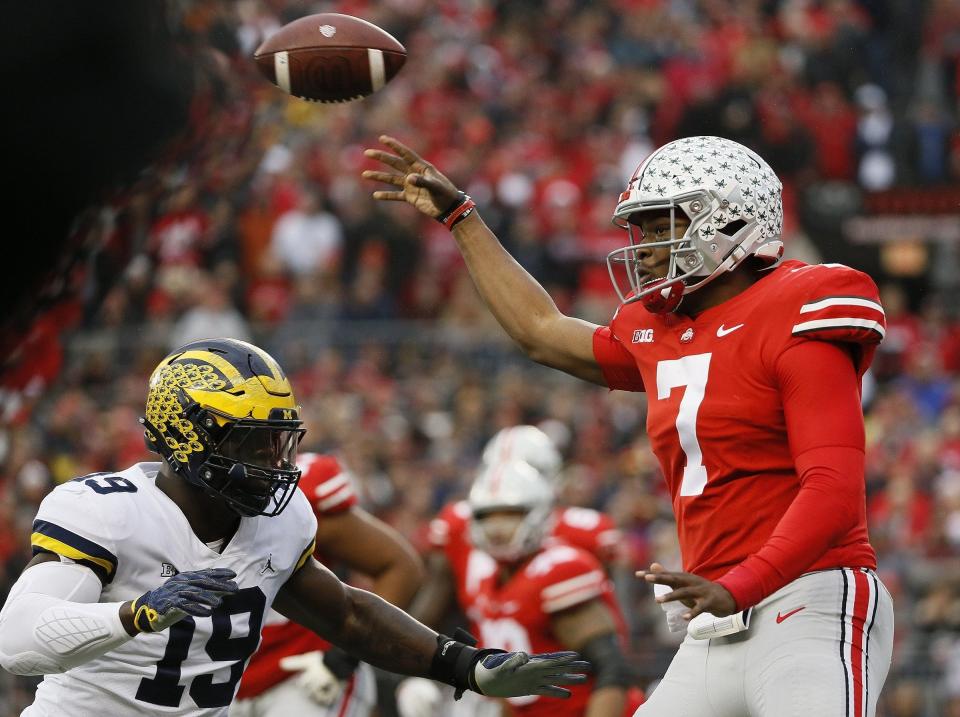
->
[364,134,895,716]
[234,453,425,717]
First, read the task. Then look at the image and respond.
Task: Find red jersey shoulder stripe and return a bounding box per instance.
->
[540,569,607,613]
[791,318,886,340]
[799,295,885,315]
[315,477,356,513]
[792,294,886,341]
[298,453,358,515]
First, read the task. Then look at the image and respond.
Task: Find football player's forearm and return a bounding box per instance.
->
[372,558,424,609]
[586,687,627,717]
[452,212,605,382]
[451,212,566,356]
[0,562,133,675]
[717,339,870,610]
[408,552,455,628]
[717,446,864,610]
[357,512,426,608]
[338,586,439,676]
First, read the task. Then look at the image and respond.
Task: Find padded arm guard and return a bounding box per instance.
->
[579,633,632,690]
[0,560,133,675]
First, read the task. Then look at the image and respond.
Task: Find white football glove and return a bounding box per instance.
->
[396,676,444,717]
[279,650,343,706]
[654,582,689,633]
[471,651,589,698]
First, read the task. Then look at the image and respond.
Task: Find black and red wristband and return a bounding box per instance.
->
[435,191,477,230]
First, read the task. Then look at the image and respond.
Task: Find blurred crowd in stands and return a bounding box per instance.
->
[1,0,959,714]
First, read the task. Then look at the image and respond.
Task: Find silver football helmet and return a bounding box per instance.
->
[607,136,784,313]
[481,425,562,482]
[468,460,555,563]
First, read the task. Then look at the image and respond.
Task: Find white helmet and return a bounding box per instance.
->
[468,460,555,562]
[481,425,562,482]
[607,136,784,313]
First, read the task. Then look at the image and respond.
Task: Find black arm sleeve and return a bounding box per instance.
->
[579,633,631,690]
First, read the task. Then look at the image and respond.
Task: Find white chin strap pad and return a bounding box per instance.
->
[0,560,131,675]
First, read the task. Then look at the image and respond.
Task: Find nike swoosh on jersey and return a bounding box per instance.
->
[716,323,745,337]
[775,606,806,623]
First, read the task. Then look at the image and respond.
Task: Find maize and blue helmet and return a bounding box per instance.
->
[140,338,305,517]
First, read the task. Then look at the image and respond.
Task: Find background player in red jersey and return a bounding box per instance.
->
[403,426,626,717]
[402,460,639,717]
[233,453,425,717]
[363,134,895,716]
[412,425,622,633]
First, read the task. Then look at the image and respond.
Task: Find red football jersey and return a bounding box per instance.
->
[592,261,883,583]
[465,542,633,716]
[428,501,622,609]
[238,453,358,699]
[554,506,622,564]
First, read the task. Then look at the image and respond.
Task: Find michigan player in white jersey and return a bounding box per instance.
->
[0,339,589,716]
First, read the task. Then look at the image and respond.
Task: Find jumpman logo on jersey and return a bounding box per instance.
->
[259,553,275,575]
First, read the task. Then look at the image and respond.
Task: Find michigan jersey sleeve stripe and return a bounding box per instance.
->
[799,296,885,315]
[31,520,118,584]
[791,318,886,339]
[294,537,316,572]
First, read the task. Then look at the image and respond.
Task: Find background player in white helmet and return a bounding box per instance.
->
[233,452,425,717]
[482,425,622,564]
[481,425,562,481]
[400,460,640,717]
[0,338,588,716]
[409,425,622,648]
[364,134,894,716]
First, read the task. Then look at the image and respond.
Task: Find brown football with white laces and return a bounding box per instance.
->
[254,13,406,103]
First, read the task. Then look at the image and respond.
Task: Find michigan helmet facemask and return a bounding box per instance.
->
[468,460,555,563]
[140,338,305,517]
[607,135,785,314]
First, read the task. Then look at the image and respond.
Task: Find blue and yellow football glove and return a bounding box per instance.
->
[131,568,238,633]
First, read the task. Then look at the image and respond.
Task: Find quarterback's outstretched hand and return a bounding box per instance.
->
[638,562,737,620]
[362,135,461,219]
[472,651,590,699]
[129,568,238,633]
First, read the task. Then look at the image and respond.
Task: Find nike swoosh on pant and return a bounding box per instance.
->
[776,606,806,623]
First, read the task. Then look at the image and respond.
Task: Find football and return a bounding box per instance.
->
[254,13,406,103]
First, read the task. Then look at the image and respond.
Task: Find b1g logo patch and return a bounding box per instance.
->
[632,328,655,344]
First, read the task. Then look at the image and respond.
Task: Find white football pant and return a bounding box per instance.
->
[636,568,894,717]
